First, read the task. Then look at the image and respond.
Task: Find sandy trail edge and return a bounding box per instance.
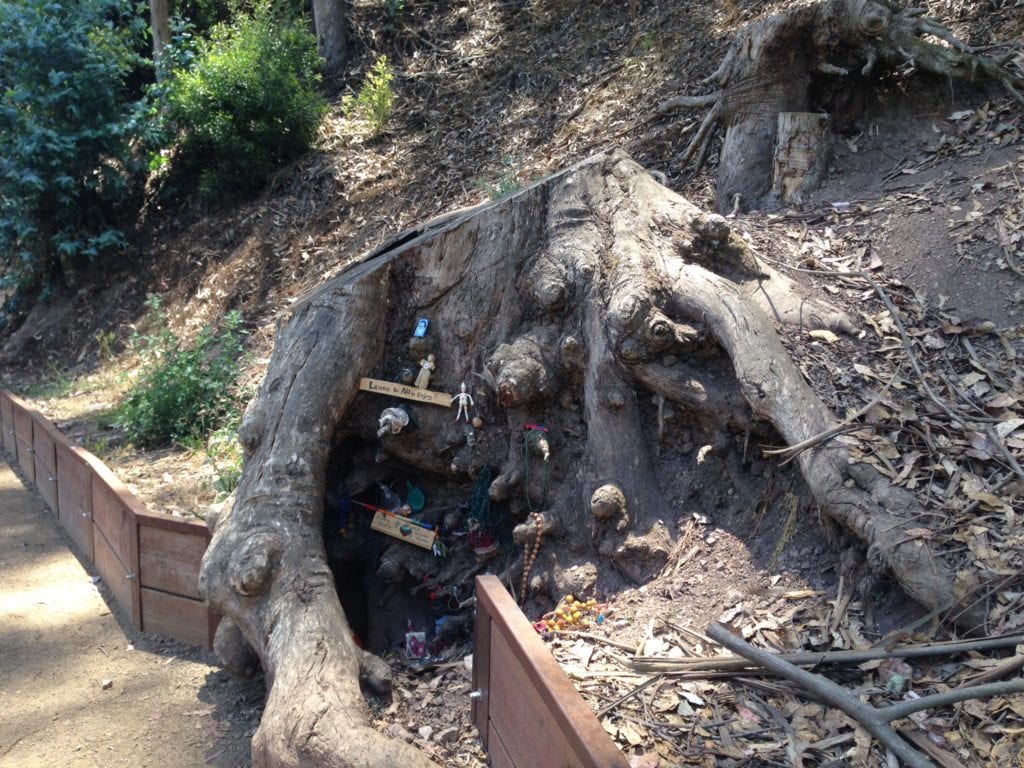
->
[0,456,259,768]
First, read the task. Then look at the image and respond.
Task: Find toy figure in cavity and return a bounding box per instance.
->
[451,382,473,422]
[414,353,435,389]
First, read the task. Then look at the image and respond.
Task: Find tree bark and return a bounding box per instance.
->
[773,112,831,204]
[660,0,1024,213]
[149,0,171,76]
[200,149,986,767]
[311,0,350,77]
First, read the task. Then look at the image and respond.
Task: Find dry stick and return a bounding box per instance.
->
[985,424,1024,483]
[631,632,1024,673]
[956,652,1024,688]
[761,375,897,462]
[549,630,637,654]
[859,273,961,424]
[595,674,662,720]
[706,624,934,768]
[797,260,1024,484]
[876,678,1024,722]
[899,730,968,768]
[709,625,1024,767]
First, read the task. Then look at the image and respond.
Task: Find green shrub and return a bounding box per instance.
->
[119,295,247,447]
[161,3,326,200]
[205,414,244,496]
[342,55,395,136]
[0,0,149,293]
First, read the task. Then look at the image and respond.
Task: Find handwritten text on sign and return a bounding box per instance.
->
[359,377,451,407]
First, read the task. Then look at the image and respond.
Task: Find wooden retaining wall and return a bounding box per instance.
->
[473,575,630,768]
[0,389,218,649]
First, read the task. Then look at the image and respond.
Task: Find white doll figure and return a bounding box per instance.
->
[451,382,473,422]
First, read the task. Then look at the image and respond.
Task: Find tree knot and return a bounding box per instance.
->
[229,530,286,597]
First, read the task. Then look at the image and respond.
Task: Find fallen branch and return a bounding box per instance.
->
[956,651,1024,689]
[706,623,933,768]
[630,632,1024,673]
[707,624,1024,768]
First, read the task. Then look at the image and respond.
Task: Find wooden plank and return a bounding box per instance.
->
[31,414,62,473]
[90,469,139,572]
[359,377,452,407]
[94,525,136,624]
[55,441,94,561]
[33,452,58,511]
[369,509,437,550]
[0,391,15,455]
[475,575,629,768]
[135,506,211,536]
[86,457,141,628]
[489,630,584,768]
[140,588,212,649]
[139,524,207,599]
[472,601,492,747]
[11,400,35,482]
[486,722,516,768]
[31,416,59,512]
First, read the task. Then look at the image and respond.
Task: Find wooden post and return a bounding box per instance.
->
[772,112,831,205]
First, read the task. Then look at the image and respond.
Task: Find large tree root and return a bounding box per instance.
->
[200,149,986,767]
[655,0,1024,212]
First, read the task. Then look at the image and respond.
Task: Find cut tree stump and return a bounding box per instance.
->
[199,149,987,768]
[772,111,831,205]
[656,0,1024,212]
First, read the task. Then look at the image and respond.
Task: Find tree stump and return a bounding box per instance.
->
[772,111,831,205]
[200,149,986,768]
[657,0,1024,213]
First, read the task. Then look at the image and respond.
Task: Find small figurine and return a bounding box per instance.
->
[414,353,436,389]
[450,381,474,422]
[377,406,409,437]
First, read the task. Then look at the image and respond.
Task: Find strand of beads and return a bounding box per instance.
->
[518,512,543,605]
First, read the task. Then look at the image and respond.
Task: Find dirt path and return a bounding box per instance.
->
[0,457,261,768]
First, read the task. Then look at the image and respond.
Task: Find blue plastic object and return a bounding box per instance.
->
[413,318,429,337]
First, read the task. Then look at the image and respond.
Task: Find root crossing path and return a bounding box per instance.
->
[0,457,260,768]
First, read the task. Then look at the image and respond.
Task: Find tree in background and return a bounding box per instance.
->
[312,0,350,76]
[150,0,172,73]
[0,0,149,301]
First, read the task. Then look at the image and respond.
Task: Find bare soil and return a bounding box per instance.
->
[0,458,261,768]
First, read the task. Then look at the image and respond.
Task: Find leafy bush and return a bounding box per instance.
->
[206,416,244,496]
[342,55,395,136]
[0,0,148,291]
[162,3,326,200]
[119,295,247,447]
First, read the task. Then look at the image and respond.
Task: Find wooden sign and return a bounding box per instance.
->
[370,509,438,550]
[359,377,451,407]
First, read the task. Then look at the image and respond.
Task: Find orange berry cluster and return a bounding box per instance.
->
[535,594,604,633]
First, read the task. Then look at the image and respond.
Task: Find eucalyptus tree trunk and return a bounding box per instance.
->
[311,0,350,76]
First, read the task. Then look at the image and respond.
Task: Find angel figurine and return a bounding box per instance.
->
[414,353,435,389]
